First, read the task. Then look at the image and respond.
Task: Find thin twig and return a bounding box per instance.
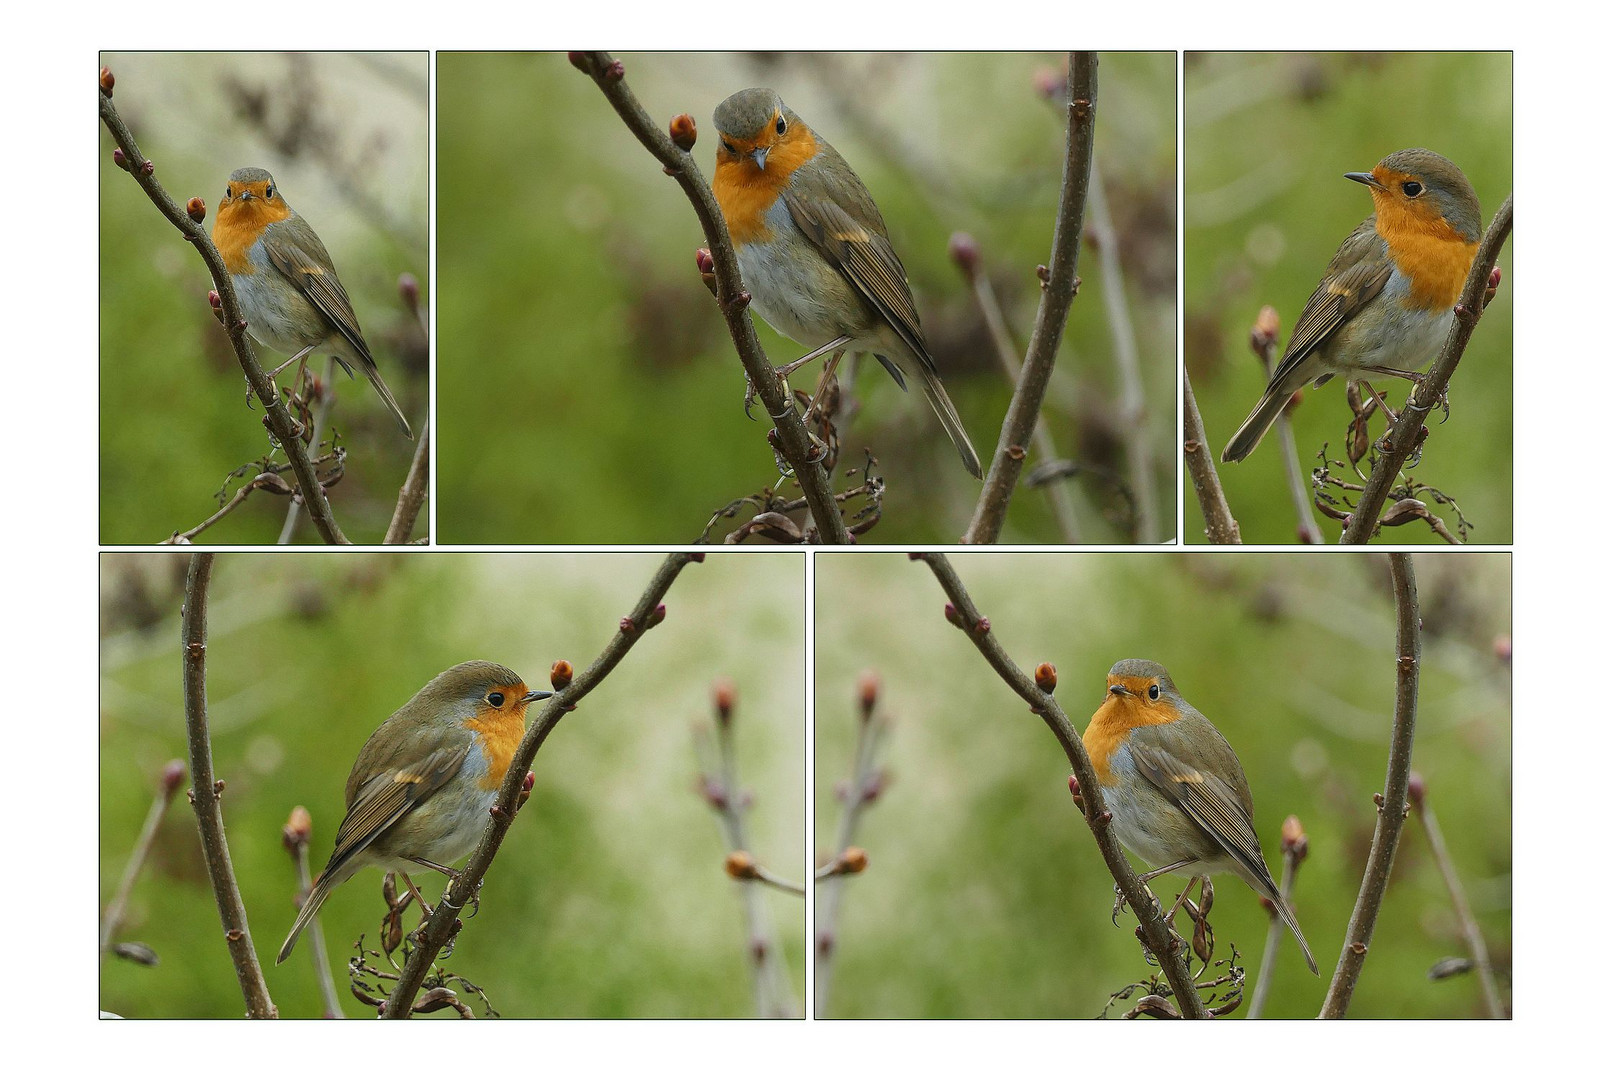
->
[381,553,698,1017]
[1412,777,1505,1018]
[954,235,1088,543]
[100,760,186,956]
[277,358,339,544]
[181,553,278,1018]
[281,807,343,1017]
[1249,310,1323,543]
[964,52,1098,544]
[99,78,349,545]
[384,424,431,544]
[1247,815,1307,1017]
[915,553,1209,1018]
[814,673,885,1017]
[1182,369,1242,543]
[1089,175,1161,544]
[570,52,849,544]
[1339,196,1512,544]
[1319,553,1421,1017]
[160,483,258,545]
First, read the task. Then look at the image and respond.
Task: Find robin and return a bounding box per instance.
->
[1082,658,1317,974]
[277,660,551,964]
[1221,148,1481,463]
[214,167,413,438]
[711,88,983,479]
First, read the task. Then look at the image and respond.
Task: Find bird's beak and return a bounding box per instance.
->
[1108,683,1130,697]
[750,146,770,170]
[520,688,554,703]
[1344,171,1378,188]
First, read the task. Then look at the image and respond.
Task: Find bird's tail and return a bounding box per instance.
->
[362,362,414,439]
[916,366,983,479]
[1221,384,1295,463]
[277,870,339,965]
[1265,883,1319,976]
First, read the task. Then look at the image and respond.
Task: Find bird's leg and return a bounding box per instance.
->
[396,871,434,920]
[408,855,483,919]
[743,336,852,419]
[803,350,847,423]
[267,344,318,381]
[1165,876,1201,928]
[1357,380,1402,426]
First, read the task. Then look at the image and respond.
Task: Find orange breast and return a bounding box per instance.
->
[1373,200,1480,312]
[712,127,819,245]
[1082,694,1178,785]
[464,713,525,791]
[213,199,292,275]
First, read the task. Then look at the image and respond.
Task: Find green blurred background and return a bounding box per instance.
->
[99,552,804,1017]
[98,53,428,544]
[437,52,1176,544]
[814,552,1509,1017]
[1184,52,1513,544]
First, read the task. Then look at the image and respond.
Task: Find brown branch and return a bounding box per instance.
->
[814,672,886,1018]
[1182,368,1242,543]
[1089,174,1162,544]
[1246,815,1308,1017]
[160,481,259,545]
[282,807,343,1017]
[1249,309,1323,543]
[569,52,849,544]
[381,552,698,1017]
[1410,775,1505,1018]
[181,553,278,1018]
[277,358,339,544]
[1338,196,1512,544]
[384,423,431,544]
[915,553,1210,1018]
[951,234,1088,543]
[99,76,349,545]
[1319,553,1421,1018]
[964,52,1098,544]
[100,760,186,956]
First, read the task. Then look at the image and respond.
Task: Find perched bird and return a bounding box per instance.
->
[1222,148,1481,464]
[277,661,551,964]
[214,167,413,438]
[1082,658,1317,974]
[711,88,982,478]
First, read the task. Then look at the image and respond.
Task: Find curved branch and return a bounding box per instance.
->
[1319,553,1421,1017]
[181,553,278,1018]
[964,52,1098,544]
[384,423,431,544]
[1182,368,1242,543]
[381,552,699,1017]
[570,52,849,544]
[1339,196,1512,544]
[99,80,349,544]
[915,553,1209,1018]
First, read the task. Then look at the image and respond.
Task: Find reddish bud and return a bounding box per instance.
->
[567,51,589,72]
[208,290,221,309]
[619,616,635,632]
[947,232,981,276]
[140,160,154,177]
[670,113,697,152]
[398,273,420,310]
[186,197,206,223]
[687,552,706,564]
[282,805,312,852]
[725,850,757,880]
[700,777,728,810]
[974,617,991,635]
[695,247,715,275]
[1250,305,1280,356]
[857,670,880,714]
[1492,634,1511,664]
[160,759,187,797]
[944,602,961,627]
[1407,773,1427,808]
[112,147,127,170]
[100,66,115,95]
[839,847,869,874]
[604,59,625,81]
[1031,66,1064,102]
[549,659,573,691]
[1034,662,1057,694]
[1281,814,1308,861]
[648,603,667,628]
[1068,775,1083,807]
[1483,266,1502,309]
[713,677,736,726]
[518,770,536,808]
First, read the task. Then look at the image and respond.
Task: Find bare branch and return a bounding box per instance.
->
[381,553,698,1017]
[1182,369,1242,543]
[99,76,349,544]
[569,52,850,544]
[914,553,1209,1018]
[1319,553,1421,1017]
[965,52,1098,544]
[100,760,186,956]
[1247,814,1308,1017]
[384,424,431,544]
[1410,775,1505,1018]
[1338,196,1512,544]
[181,553,278,1018]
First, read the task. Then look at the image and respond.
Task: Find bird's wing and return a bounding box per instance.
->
[1267,217,1391,391]
[781,159,933,369]
[263,224,373,365]
[322,742,470,874]
[1129,740,1273,889]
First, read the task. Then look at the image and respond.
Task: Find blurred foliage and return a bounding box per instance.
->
[99,552,803,1017]
[1184,52,1513,544]
[98,53,429,544]
[815,553,1509,1017]
[437,52,1176,543]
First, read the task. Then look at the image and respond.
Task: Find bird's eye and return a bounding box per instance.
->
[1402,181,1423,197]
[721,140,735,154]
[265,185,275,199]
[486,691,505,707]
[1148,684,1161,700]
[225,186,232,198]
[775,115,787,135]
